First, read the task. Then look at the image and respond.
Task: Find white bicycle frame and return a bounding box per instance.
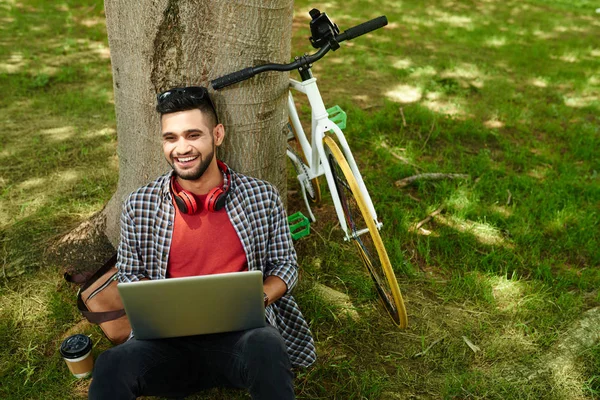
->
[286,77,383,241]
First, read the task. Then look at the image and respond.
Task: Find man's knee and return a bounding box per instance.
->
[246,327,286,350]
[89,346,139,400]
[238,327,295,398]
[240,326,290,368]
[93,347,125,381]
[93,343,144,382]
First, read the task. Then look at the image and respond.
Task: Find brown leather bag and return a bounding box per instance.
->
[66,254,131,345]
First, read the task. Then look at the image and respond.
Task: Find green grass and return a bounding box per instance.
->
[1,0,599,398]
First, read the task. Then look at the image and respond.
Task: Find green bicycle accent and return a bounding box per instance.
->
[287,212,311,240]
[327,105,347,130]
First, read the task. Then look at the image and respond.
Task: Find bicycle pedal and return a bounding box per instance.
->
[327,105,347,130]
[287,212,311,240]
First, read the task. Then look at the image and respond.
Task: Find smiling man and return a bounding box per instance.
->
[88,86,316,400]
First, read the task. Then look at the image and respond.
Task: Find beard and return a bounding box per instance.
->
[171,146,215,181]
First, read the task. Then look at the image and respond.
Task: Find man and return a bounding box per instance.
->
[89,86,316,400]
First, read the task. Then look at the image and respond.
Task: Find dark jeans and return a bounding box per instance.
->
[88,326,295,400]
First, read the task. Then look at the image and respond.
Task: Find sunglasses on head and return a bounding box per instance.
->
[157,86,217,116]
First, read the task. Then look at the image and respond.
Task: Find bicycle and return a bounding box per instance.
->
[211,9,408,328]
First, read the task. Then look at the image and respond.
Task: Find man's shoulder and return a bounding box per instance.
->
[231,170,279,197]
[125,173,170,205]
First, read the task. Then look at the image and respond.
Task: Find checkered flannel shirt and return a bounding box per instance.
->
[116,165,317,367]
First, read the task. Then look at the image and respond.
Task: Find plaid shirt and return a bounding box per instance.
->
[116,166,316,367]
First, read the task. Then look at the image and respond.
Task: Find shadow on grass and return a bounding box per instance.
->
[1,0,599,398]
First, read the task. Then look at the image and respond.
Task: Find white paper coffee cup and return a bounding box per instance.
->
[60,334,94,378]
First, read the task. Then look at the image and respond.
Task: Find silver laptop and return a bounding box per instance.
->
[117,270,265,340]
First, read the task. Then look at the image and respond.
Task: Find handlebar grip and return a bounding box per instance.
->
[337,16,388,42]
[211,67,256,90]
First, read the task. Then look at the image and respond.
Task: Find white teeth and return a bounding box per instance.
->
[178,156,197,162]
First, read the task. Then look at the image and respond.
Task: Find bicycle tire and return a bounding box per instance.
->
[287,121,321,203]
[322,136,408,328]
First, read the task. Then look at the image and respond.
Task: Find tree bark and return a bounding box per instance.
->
[55,0,294,273]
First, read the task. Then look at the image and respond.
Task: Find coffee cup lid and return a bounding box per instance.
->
[60,334,92,359]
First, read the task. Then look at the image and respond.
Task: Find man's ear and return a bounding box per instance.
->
[213,124,225,146]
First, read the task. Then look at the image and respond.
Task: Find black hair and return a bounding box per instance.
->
[156,86,219,127]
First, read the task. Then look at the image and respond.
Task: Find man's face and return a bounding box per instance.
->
[161,109,219,181]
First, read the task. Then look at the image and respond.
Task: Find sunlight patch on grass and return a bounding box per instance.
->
[325,56,344,65]
[29,25,49,33]
[487,325,537,359]
[0,207,10,226]
[484,36,507,48]
[530,77,549,88]
[385,84,422,103]
[0,1,14,11]
[410,65,437,78]
[13,170,81,218]
[555,52,580,63]
[541,308,600,400]
[42,126,76,141]
[532,29,557,40]
[490,275,525,312]
[18,177,46,190]
[425,91,442,101]
[545,208,578,235]
[527,164,553,180]
[312,283,360,321]
[42,49,109,71]
[436,214,513,248]
[484,119,504,129]
[78,17,103,28]
[423,98,465,117]
[391,58,413,69]
[553,24,588,34]
[401,15,435,28]
[351,94,373,104]
[547,356,589,400]
[440,63,486,88]
[428,10,474,29]
[446,188,471,213]
[18,170,79,191]
[490,205,512,218]
[89,41,111,59]
[385,21,401,30]
[91,127,116,137]
[563,94,599,108]
[0,51,25,73]
[0,273,57,336]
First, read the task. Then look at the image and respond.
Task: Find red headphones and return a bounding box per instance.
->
[170,160,231,214]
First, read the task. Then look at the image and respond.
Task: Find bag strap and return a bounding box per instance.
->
[77,294,126,323]
[67,253,126,323]
[80,252,118,291]
[64,253,118,287]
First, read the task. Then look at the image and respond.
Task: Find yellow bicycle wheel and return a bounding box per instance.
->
[287,120,321,203]
[322,136,408,328]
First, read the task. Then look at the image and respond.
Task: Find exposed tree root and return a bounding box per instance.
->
[47,211,115,277]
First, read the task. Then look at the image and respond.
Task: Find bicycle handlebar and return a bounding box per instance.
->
[211,67,256,91]
[336,16,388,42]
[211,14,388,90]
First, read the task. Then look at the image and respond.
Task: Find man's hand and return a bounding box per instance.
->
[262,275,287,306]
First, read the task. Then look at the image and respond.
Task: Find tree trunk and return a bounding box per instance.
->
[55,0,293,273]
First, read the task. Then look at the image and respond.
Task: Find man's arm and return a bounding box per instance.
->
[116,199,146,283]
[263,275,287,306]
[263,187,299,302]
